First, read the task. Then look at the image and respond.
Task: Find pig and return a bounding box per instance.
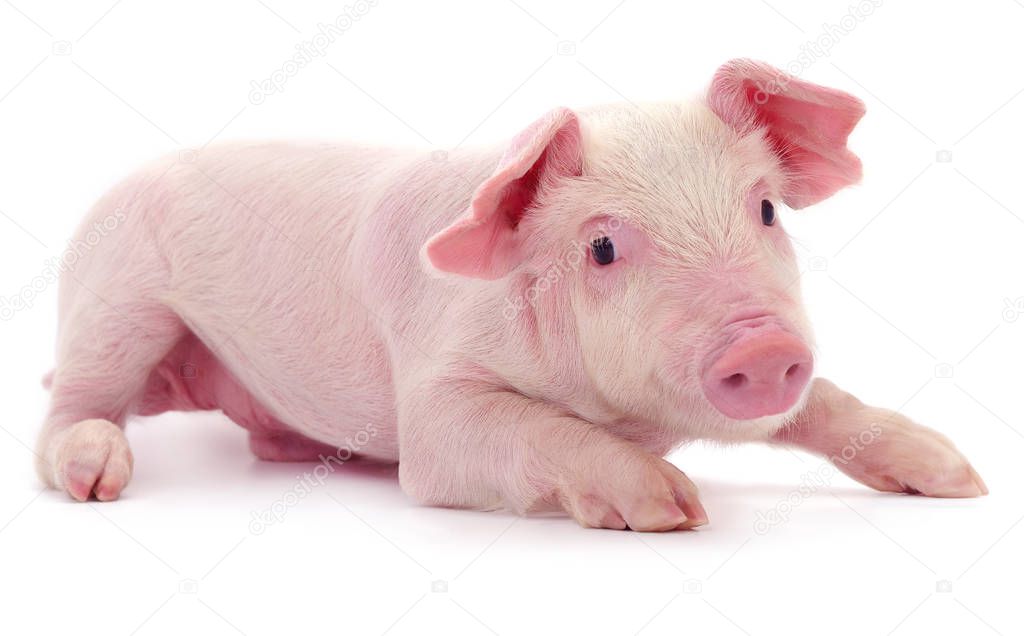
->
[36,59,986,531]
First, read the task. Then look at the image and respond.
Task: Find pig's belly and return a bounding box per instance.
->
[139,332,400,460]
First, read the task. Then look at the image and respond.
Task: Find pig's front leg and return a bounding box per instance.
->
[398,382,708,531]
[774,379,987,497]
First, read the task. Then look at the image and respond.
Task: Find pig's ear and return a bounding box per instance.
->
[707,59,866,209]
[422,107,582,279]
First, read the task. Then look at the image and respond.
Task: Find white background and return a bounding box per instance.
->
[1,1,1022,634]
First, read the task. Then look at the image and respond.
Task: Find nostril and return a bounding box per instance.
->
[722,373,747,389]
[702,331,813,419]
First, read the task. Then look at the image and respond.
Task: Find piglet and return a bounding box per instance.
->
[36,59,986,530]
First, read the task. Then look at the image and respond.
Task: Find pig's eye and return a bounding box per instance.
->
[590,236,616,265]
[760,199,776,226]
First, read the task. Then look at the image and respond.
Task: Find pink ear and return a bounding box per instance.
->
[707,59,866,209]
[423,108,582,279]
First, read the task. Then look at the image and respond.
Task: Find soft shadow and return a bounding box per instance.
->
[696,477,892,500]
[243,454,400,482]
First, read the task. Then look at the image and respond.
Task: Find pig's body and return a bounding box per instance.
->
[65,132,696,461]
[38,60,987,529]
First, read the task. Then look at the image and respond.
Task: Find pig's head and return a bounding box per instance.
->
[423,59,865,441]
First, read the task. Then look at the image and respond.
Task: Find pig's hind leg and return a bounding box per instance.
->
[36,180,187,501]
[37,299,186,501]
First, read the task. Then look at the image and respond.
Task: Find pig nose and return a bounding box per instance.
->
[702,330,813,420]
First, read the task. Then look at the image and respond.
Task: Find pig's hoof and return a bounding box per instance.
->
[851,424,988,498]
[888,454,987,499]
[561,455,709,532]
[46,419,133,501]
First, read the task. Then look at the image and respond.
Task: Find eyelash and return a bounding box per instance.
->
[591,236,616,265]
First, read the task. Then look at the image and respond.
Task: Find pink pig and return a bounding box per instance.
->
[36,59,986,531]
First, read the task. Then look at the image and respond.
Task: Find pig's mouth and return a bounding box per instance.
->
[700,315,813,420]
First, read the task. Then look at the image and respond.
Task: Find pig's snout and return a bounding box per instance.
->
[701,325,812,420]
